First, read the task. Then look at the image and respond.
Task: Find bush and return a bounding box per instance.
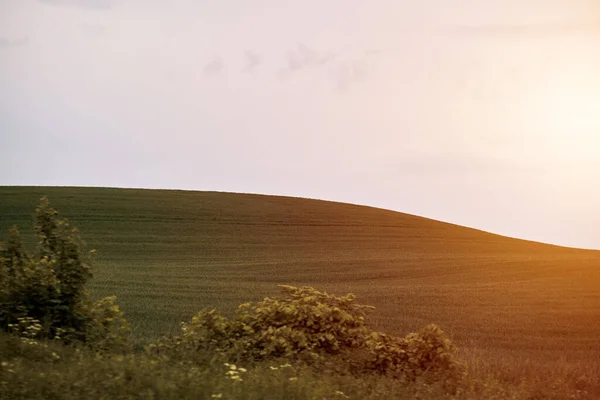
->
[366,325,465,389]
[0,197,130,351]
[83,295,131,353]
[150,285,464,387]
[151,286,373,361]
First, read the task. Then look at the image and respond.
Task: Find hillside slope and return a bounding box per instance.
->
[1,186,599,363]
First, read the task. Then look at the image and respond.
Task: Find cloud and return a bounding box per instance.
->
[203,55,224,76]
[450,21,600,37]
[274,44,380,90]
[37,0,112,10]
[283,42,336,73]
[242,50,261,73]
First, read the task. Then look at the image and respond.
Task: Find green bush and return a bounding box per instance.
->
[151,286,373,362]
[83,295,131,353]
[366,324,465,389]
[0,197,130,351]
[150,285,464,386]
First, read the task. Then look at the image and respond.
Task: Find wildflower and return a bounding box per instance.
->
[270,366,279,370]
[51,352,60,360]
[238,367,247,373]
[211,394,223,399]
[227,374,243,382]
[1,361,8,367]
[279,363,292,368]
[289,377,298,381]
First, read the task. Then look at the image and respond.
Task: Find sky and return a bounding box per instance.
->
[1,0,599,249]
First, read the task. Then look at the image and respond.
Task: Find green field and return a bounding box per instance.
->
[1,186,599,369]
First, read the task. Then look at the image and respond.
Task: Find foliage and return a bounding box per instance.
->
[366,324,465,390]
[150,286,371,361]
[83,295,131,353]
[150,285,464,386]
[0,197,130,350]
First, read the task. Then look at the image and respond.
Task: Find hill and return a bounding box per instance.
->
[1,186,599,366]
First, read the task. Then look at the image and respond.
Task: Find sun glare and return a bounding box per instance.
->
[530,74,600,161]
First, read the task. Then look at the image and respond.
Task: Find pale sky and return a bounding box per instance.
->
[1,0,599,249]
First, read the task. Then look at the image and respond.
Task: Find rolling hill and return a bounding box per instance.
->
[1,186,599,366]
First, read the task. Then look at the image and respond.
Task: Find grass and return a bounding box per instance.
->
[1,185,599,397]
[2,333,592,400]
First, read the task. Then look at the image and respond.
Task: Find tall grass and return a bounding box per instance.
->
[1,333,598,400]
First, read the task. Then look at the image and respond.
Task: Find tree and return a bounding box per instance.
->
[0,197,129,350]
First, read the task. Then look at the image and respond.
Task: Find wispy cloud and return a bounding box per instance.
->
[203,55,224,76]
[282,42,336,73]
[450,21,600,37]
[242,50,261,73]
[37,0,112,10]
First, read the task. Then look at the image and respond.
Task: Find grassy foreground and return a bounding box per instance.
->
[3,332,597,400]
[1,186,600,398]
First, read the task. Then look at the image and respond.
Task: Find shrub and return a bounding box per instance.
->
[366,324,465,388]
[83,295,131,353]
[150,285,464,387]
[0,197,130,351]
[151,286,373,362]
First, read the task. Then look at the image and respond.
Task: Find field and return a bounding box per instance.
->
[1,186,599,376]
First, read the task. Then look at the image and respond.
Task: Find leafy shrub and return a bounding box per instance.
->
[151,286,373,361]
[83,295,131,353]
[151,285,463,387]
[0,197,130,351]
[366,324,465,389]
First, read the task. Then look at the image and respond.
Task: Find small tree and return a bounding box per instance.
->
[0,197,130,351]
